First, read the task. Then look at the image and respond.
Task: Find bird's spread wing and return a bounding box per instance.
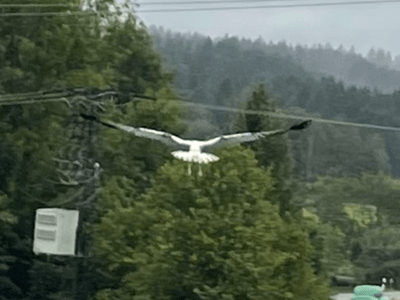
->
[201,120,312,151]
[81,113,187,148]
[134,127,188,147]
[201,130,287,150]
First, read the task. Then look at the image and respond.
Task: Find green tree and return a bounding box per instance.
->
[0,192,21,300]
[0,1,181,299]
[243,84,293,217]
[355,225,400,285]
[293,172,400,281]
[0,0,170,93]
[0,103,76,300]
[93,146,330,300]
[298,207,352,277]
[213,78,233,128]
[304,173,400,228]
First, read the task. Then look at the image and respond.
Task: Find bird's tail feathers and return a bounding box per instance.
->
[172,151,219,164]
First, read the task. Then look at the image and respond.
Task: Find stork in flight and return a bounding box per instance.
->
[81,113,312,175]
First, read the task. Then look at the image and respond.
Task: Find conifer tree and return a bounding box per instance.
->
[93,147,330,300]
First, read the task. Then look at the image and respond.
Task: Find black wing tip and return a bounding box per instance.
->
[100,121,118,129]
[80,113,117,129]
[290,119,312,131]
[80,113,98,121]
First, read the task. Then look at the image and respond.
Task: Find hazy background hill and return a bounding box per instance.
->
[149,26,400,95]
[148,26,400,178]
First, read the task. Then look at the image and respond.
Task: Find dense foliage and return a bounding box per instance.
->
[149,26,400,94]
[93,148,330,300]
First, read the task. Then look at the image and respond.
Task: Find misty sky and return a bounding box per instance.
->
[135,0,400,57]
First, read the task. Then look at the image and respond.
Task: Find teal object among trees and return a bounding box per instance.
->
[352,285,384,300]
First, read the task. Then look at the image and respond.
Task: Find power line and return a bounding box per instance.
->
[0,3,78,8]
[135,0,400,12]
[2,89,400,132]
[131,96,400,132]
[0,92,70,101]
[0,91,71,107]
[0,98,69,106]
[0,0,398,16]
[138,0,314,5]
[0,10,95,17]
[0,0,287,7]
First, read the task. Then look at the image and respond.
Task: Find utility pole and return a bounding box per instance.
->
[34,88,138,300]
[51,91,109,300]
[3,88,123,300]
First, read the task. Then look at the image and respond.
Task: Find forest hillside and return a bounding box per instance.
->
[148,26,400,178]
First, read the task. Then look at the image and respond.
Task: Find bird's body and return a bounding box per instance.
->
[81,113,312,174]
[172,149,219,164]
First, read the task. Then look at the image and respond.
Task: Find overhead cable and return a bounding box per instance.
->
[0,98,70,106]
[130,96,400,132]
[0,10,96,17]
[138,0,315,5]
[2,89,400,132]
[0,0,399,16]
[135,0,400,12]
[0,92,70,101]
[0,3,78,8]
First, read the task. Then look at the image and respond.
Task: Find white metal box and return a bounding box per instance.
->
[33,208,79,256]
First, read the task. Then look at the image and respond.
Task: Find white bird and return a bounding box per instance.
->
[81,113,312,175]
[382,277,387,291]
